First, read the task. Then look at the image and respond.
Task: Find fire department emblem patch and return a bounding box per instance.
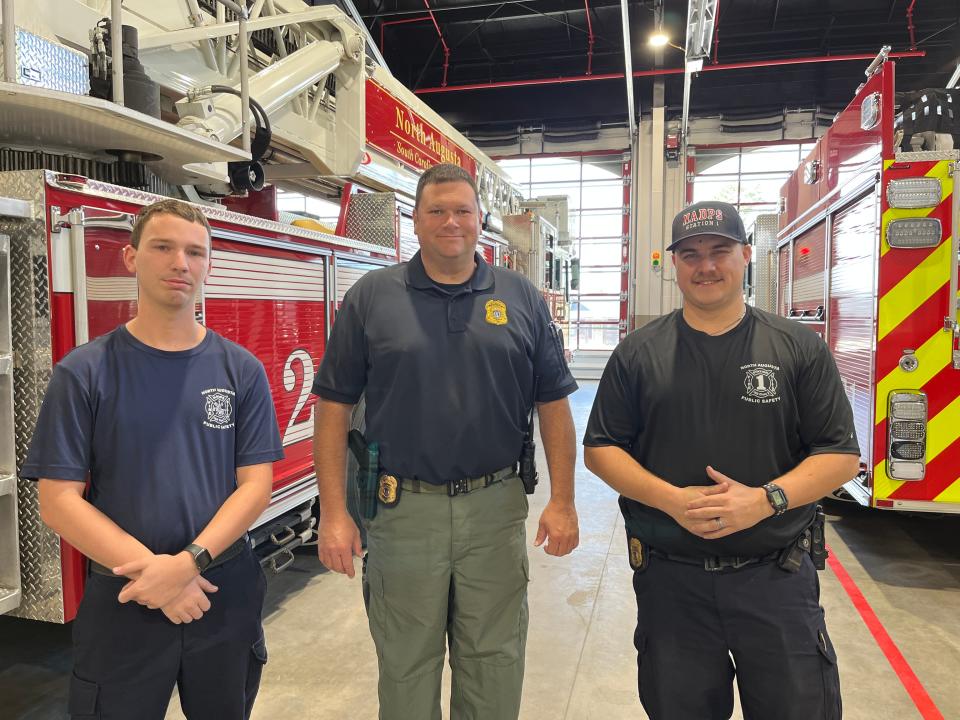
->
[485,299,508,325]
[742,366,780,402]
[202,389,236,429]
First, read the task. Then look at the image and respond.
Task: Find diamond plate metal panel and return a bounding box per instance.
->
[343,193,399,251]
[0,170,64,622]
[0,28,90,95]
[0,230,22,615]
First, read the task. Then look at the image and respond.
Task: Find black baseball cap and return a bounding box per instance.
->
[667,201,747,251]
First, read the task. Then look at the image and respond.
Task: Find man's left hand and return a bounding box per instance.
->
[115,552,199,608]
[683,466,773,539]
[534,499,579,556]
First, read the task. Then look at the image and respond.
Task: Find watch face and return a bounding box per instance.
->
[769,486,788,509]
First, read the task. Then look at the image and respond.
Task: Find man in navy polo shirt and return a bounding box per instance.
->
[312,163,579,720]
[22,198,284,719]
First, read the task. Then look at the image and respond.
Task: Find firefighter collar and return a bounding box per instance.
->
[405,251,494,293]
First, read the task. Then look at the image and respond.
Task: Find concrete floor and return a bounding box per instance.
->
[3,381,960,719]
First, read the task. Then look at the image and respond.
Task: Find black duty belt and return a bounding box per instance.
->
[650,547,780,572]
[89,535,249,577]
[400,465,517,497]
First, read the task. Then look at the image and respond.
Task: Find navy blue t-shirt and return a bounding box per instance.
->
[21,325,284,555]
[313,252,577,484]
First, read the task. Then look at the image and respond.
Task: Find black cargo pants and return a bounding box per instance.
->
[632,552,841,720]
[68,547,267,720]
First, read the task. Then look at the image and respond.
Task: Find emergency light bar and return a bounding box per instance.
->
[886,217,942,248]
[886,178,942,208]
[887,391,927,480]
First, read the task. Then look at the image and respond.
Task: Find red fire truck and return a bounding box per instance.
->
[776,49,959,513]
[0,1,525,623]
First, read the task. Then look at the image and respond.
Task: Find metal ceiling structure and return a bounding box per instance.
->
[332,0,960,135]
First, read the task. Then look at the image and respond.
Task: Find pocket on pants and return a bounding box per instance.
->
[815,622,842,720]
[244,631,269,718]
[363,564,386,638]
[633,631,653,710]
[68,672,100,719]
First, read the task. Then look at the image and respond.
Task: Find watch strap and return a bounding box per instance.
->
[185,543,212,572]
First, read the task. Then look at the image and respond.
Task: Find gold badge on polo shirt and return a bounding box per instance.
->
[377,474,400,507]
[485,299,508,325]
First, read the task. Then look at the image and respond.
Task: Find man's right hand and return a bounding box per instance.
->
[318,510,363,578]
[665,484,730,535]
[160,575,218,625]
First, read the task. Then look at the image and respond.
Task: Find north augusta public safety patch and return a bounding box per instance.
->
[485,299,508,325]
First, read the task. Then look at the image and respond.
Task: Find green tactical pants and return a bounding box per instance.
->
[363,474,530,720]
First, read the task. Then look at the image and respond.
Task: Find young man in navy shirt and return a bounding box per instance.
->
[22,199,284,719]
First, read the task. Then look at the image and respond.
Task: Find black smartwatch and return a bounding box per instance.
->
[762,482,789,516]
[185,543,212,572]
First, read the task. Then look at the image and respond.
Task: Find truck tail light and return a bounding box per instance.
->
[886,217,942,248]
[886,391,927,480]
[886,177,941,208]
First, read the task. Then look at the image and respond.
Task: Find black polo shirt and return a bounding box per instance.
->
[583,307,859,558]
[314,251,577,484]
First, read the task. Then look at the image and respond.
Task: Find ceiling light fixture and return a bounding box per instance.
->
[649,32,669,47]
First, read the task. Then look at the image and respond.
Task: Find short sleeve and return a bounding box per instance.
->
[20,364,93,481]
[582,345,642,450]
[797,338,860,456]
[532,294,577,402]
[312,287,368,404]
[236,359,285,467]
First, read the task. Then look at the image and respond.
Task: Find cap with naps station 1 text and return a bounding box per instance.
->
[667,201,747,251]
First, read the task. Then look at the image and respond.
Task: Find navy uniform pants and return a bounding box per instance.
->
[68,547,267,720]
[632,552,841,720]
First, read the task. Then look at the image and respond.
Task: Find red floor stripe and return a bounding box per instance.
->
[826,546,944,719]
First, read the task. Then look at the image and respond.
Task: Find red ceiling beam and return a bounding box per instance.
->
[584,0,595,75]
[906,0,917,51]
[711,0,721,64]
[413,50,926,94]
[422,0,452,87]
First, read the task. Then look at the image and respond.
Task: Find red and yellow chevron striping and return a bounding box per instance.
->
[872,158,960,507]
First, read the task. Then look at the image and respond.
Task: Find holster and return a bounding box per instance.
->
[777,504,829,573]
[348,430,379,521]
[519,438,538,495]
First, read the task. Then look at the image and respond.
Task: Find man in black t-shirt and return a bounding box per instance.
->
[22,199,284,719]
[583,201,859,720]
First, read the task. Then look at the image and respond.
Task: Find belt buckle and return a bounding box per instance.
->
[703,557,722,572]
[729,556,754,570]
[449,478,470,496]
